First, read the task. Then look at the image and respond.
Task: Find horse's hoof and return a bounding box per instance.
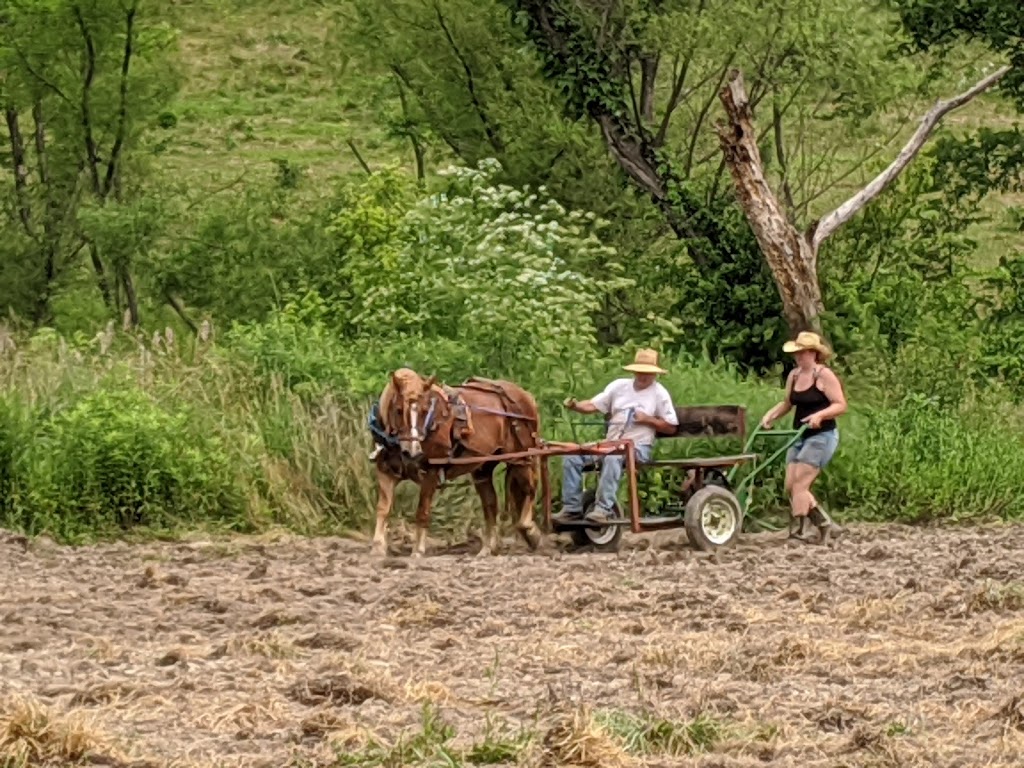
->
[369,544,387,559]
[520,525,542,551]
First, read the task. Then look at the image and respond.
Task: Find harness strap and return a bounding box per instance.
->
[368,401,400,448]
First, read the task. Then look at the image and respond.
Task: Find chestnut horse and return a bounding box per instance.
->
[370,368,544,557]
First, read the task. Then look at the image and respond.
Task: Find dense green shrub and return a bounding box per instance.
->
[3,325,1024,543]
[2,387,247,540]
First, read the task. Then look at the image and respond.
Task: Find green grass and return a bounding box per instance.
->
[148,0,413,194]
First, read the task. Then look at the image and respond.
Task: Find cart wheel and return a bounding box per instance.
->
[684,486,743,551]
[571,490,624,552]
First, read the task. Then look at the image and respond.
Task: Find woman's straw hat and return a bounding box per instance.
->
[623,348,668,375]
[782,331,832,360]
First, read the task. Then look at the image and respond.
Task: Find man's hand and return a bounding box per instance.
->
[632,411,676,435]
[632,411,654,426]
[563,397,578,411]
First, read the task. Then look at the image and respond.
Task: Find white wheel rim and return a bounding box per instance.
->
[701,498,738,545]
[585,523,618,546]
[582,501,620,546]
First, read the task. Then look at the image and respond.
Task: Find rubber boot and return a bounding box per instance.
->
[809,505,835,545]
[788,515,812,540]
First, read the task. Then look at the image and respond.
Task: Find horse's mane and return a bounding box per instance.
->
[378,368,424,431]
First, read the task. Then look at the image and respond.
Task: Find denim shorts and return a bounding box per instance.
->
[786,429,839,469]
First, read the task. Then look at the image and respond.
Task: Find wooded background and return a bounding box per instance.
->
[1,0,1023,541]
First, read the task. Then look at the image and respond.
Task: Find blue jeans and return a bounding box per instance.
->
[786,429,839,469]
[561,444,653,516]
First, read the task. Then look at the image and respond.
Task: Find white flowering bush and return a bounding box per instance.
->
[349,159,631,382]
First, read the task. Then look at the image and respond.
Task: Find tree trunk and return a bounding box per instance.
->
[639,56,658,123]
[717,71,823,333]
[122,270,140,327]
[4,107,34,235]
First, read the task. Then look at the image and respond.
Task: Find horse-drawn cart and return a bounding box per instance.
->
[375,368,805,557]
[537,405,806,553]
[544,403,806,552]
[424,403,805,554]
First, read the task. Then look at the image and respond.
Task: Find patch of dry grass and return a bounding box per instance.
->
[530,703,633,768]
[0,696,123,767]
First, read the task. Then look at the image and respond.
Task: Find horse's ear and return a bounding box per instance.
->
[424,374,437,390]
[391,371,401,388]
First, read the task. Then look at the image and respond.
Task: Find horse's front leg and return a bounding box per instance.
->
[371,468,398,558]
[473,466,500,556]
[412,470,441,558]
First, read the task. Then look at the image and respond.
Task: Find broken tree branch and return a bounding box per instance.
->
[810,64,1011,249]
[346,139,373,175]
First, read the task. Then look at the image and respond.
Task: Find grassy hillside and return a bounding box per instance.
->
[150,0,1023,269]
[152,0,411,193]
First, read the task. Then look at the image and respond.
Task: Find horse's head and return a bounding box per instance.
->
[382,367,438,459]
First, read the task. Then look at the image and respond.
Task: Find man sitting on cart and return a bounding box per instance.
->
[557,349,679,524]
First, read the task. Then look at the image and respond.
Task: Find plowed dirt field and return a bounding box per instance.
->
[2,523,1023,767]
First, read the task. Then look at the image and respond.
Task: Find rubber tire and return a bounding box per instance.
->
[684,485,743,552]
[570,489,624,553]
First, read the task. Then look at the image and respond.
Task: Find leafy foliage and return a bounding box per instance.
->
[895,0,1024,106]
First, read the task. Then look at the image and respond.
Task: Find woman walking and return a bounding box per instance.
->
[760,332,847,544]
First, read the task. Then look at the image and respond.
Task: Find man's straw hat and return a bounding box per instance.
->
[782,331,832,360]
[623,348,668,375]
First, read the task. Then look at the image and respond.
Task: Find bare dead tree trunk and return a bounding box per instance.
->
[716,66,1010,334]
[716,86,823,333]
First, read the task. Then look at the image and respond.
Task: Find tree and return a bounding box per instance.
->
[503,0,1003,332]
[716,65,1009,332]
[0,0,178,326]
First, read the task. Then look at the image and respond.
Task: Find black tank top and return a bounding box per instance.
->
[791,368,836,436]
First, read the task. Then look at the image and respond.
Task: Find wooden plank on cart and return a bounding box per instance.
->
[645,453,758,468]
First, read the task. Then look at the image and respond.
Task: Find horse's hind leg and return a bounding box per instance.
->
[371,468,398,558]
[412,470,441,558]
[472,464,500,556]
[509,462,542,550]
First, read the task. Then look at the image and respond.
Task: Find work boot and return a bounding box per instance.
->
[809,505,838,545]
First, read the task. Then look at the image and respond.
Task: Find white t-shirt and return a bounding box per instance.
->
[591,378,678,447]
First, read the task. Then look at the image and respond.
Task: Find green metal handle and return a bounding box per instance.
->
[728,422,808,501]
